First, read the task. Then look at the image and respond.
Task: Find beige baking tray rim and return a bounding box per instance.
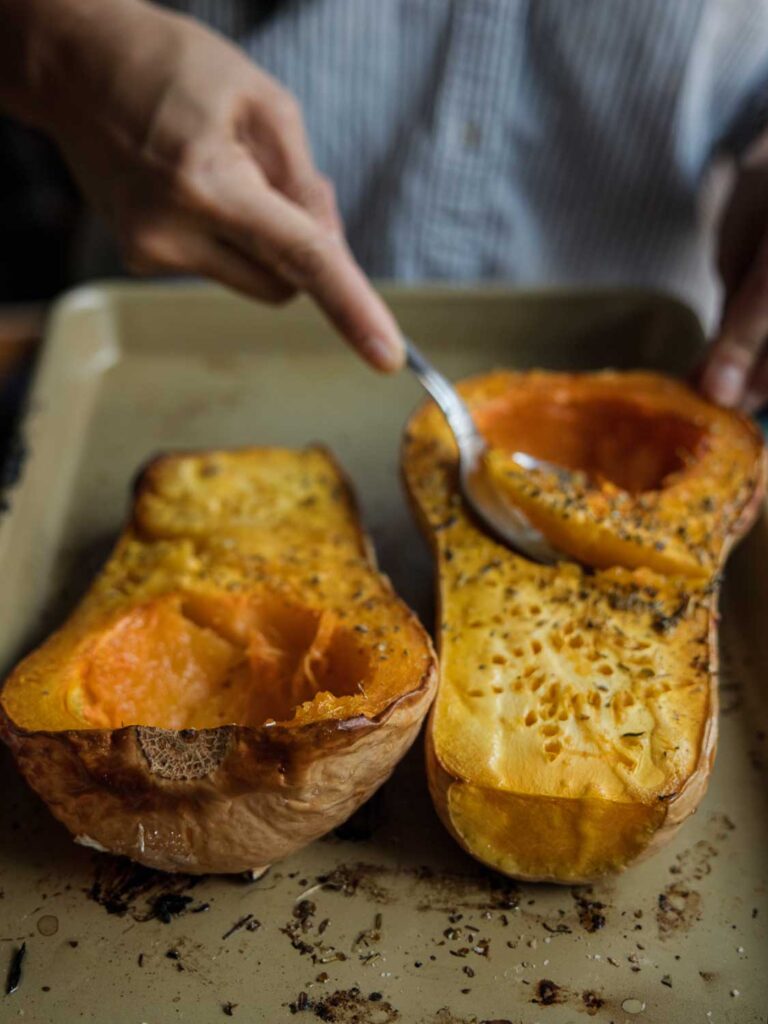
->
[0,281,765,1024]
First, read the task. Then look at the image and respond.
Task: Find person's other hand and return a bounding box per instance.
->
[700,154,768,410]
[20,0,404,370]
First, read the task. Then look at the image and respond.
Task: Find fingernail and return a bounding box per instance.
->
[702,361,744,407]
[361,335,405,373]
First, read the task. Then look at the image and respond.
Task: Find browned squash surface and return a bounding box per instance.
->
[403,370,765,883]
[1,447,437,873]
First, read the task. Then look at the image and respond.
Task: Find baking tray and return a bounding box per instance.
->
[0,283,765,1024]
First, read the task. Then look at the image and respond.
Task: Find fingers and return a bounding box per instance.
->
[239,85,344,235]
[123,221,295,304]
[213,169,404,371]
[161,95,399,369]
[700,235,768,408]
[118,66,400,370]
[266,109,343,235]
[190,235,296,304]
[282,172,344,237]
[699,336,760,409]
[121,202,403,375]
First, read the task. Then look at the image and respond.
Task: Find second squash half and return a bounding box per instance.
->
[403,370,765,883]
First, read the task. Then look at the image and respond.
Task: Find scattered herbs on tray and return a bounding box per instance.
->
[222,913,261,941]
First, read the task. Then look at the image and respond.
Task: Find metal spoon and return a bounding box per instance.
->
[404,338,569,565]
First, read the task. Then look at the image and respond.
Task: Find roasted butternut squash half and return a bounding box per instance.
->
[0,447,437,873]
[403,371,765,883]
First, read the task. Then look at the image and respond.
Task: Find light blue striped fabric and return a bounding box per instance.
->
[171,1,768,327]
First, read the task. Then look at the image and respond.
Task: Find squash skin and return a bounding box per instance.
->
[0,447,437,874]
[404,371,765,884]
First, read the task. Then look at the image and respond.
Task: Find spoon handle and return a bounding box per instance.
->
[404,338,481,450]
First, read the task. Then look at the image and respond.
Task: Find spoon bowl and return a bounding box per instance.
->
[404,339,569,565]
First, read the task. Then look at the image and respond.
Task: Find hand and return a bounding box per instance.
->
[700,155,768,411]
[3,0,403,371]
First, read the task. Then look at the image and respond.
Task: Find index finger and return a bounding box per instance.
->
[216,175,404,371]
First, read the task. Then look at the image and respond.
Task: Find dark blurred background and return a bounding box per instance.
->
[0,119,80,303]
[0,118,81,458]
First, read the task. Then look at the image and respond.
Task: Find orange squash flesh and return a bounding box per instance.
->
[403,370,765,883]
[64,594,368,731]
[479,372,760,577]
[0,447,437,873]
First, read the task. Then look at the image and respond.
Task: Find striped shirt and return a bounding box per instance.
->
[167,2,768,325]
